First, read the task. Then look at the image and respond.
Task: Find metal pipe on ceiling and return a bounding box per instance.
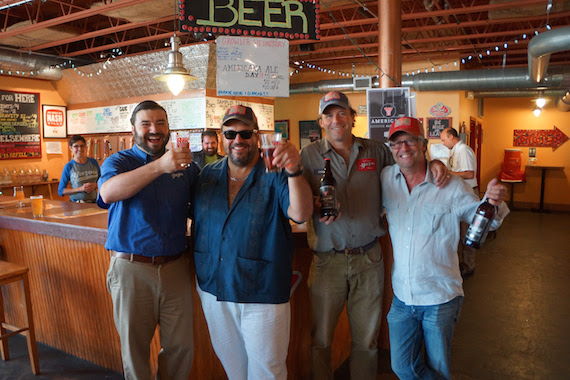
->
[0,48,64,80]
[528,26,570,83]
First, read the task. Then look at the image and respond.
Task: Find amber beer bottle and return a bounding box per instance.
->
[463,199,496,249]
[319,158,338,218]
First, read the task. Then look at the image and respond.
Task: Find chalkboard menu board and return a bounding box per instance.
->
[0,90,41,159]
[427,117,452,139]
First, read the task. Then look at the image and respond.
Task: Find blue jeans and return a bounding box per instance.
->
[387,295,463,380]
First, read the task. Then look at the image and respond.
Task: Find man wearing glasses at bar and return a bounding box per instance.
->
[381,117,509,379]
[58,134,100,203]
[192,105,313,380]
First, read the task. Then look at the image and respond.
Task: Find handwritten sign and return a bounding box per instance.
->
[216,36,289,97]
[428,117,452,139]
[67,97,274,135]
[180,0,319,40]
[0,90,41,159]
[205,97,274,130]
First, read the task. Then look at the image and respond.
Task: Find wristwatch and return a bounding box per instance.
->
[285,166,304,178]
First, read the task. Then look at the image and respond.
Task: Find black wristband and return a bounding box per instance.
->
[285,166,304,178]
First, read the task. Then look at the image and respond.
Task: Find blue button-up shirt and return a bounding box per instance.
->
[381,164,509,306]
[193,157,293,304]
[98,144,199,257]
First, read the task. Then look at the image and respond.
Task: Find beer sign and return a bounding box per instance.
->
[180,0,320,40]
[42,105,67,138]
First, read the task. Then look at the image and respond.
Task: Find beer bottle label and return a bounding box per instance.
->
[465,214,491,242]
[319,185,336,210]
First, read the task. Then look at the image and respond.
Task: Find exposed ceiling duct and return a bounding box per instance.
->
[0,47,63,80]
[528,26,570,83]
[290,65,570,94]
[291,26,570,111]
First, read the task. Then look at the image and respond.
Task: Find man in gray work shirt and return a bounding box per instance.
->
[300,91,449,379]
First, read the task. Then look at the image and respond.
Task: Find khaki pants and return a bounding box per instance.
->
[308,241,384,380]
[107,255,194,380]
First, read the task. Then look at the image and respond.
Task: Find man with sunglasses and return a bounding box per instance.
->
[381,117,509,379]
[58,135,100,203]
[300,92,450,380]
[192,105,313,379]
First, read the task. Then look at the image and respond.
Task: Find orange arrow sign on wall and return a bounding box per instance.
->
[513,126,568,151]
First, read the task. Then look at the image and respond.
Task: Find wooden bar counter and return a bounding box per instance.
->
[0,195,350,379]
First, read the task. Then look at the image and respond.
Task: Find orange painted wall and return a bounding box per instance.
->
[1,76,70,198]
[480,97,570,208]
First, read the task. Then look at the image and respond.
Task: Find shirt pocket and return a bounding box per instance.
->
[421,204,451,236]
[236,256,270,295]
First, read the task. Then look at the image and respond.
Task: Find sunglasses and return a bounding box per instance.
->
[222,130,257,140]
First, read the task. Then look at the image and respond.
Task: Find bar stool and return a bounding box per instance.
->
[0,260,40,375]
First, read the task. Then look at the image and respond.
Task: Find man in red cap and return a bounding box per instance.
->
[300,93,450,380]
[381,116,509,379]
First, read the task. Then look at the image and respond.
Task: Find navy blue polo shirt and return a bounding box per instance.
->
[98,144,199,257]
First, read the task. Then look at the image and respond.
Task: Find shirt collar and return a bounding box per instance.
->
[393,160,434,187]
[321,135,362,155]
[450,139,463,155]
[132,143,164,163]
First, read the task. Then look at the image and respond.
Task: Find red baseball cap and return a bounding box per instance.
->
[388,117,422,140]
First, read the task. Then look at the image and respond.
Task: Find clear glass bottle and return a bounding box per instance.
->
[34,165,41,182]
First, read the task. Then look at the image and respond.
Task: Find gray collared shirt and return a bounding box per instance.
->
[300,136,395,252]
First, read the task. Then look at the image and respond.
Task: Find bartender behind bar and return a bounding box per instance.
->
[58,135,100,203]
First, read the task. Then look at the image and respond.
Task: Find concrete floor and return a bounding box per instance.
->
[372,210,570,380]
[2,211,569,379]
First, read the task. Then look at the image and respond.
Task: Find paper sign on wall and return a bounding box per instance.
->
[216,36,289,97]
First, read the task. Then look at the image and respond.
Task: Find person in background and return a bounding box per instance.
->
[97,100,198,380]
[193,105,313,380]
[300,91,449,380]
[381,117,509,379]
[58,135,100,203]
[440,126,478,277]
[192,130,224,169]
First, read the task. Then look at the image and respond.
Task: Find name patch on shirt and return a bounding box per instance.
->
[357,158,376,171]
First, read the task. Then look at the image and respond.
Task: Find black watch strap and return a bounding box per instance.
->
[285,166,304,178]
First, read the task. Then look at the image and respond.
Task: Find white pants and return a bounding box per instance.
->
[197,281,290,380]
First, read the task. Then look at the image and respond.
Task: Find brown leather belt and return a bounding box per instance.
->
[111,251,182,265]
[333,239,378,255]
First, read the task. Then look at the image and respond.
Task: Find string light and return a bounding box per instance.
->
[291,22,553,78]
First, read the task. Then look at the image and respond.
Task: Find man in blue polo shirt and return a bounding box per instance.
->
[193,105,313,379]
[98,100,198,380]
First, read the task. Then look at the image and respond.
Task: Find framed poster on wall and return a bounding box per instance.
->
[299,120,321,149]
[0,90,41,159]
[427,117,452,139]
[274,120,289,139]
[42,105,67,138]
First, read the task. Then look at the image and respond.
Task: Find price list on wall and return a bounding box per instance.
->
[216,36,289,98]
[0,90,41,159]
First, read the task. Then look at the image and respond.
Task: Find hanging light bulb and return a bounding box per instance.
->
[535,97,546,108]
[154,35,197,96]
[533,108,541,117]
